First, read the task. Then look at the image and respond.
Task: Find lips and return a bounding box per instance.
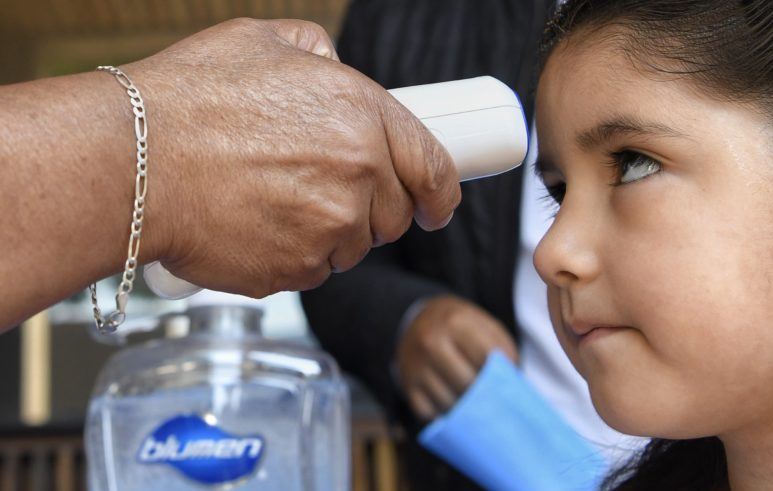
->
[564,319,628,345]
[566,320,602,337]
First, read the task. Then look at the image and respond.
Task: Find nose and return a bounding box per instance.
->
[533,202,602,289]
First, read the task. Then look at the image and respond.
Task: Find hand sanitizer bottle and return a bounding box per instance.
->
[85,294,350,490]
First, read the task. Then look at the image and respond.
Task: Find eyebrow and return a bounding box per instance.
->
[535,115,685,178]
[576,115,684,151]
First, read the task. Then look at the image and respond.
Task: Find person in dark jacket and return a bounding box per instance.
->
[302,1,552,488]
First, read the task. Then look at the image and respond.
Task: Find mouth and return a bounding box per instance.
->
[564,320,629,346]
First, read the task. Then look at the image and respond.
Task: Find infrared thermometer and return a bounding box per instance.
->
[144,76,529,300]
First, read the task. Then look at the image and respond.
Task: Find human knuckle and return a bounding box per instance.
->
[407,387,422,402]
[297,251,324,274]
[296,19,328,37]
[356,243,372,262]
[452,187,462,208]
[247,283,271,299]
[336,250,367,274]
[348,82,387,120]
[417,331,437,352]
[331,207,361,234]
[397,209,414,234]
[419,148,447,195]
[226,17,258,30]
[382,214,413,244]
[378,223,405,245]
[345,149,381,179]
[289,260,330,291]
[284,248,326,278]
[314,197,358,235]
[446,309,468,328]
[307,267,331,290]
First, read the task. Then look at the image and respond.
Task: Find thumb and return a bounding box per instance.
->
[267,19,340,61]
[378,94,461,231]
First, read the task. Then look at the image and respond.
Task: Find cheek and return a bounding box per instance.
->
[605,177,710,349]
[619,177,770,321]
[601,173,773,428]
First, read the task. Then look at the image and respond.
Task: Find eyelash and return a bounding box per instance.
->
[542,150,661,206]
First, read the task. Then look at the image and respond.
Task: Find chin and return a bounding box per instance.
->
[589,390,653,437]
[587,378,707,440]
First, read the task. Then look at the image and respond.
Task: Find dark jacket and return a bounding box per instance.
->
[302,1,551,488]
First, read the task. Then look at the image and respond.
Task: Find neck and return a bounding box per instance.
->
[722,423,773,491]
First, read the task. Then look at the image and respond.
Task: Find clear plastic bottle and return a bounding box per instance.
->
[85,302,350,490]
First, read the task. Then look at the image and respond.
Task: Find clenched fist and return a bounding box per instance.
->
[0,18,461,330]
[130,18,461,296]
[397,295,518,421]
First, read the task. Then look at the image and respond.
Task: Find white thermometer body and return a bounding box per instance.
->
[144,76,529,300]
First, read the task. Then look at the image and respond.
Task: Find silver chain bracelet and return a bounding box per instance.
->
[90,65,149,334]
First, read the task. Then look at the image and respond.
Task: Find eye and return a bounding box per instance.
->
[613,150,662,185]
[535,160,566,206]
[544,181,566,205]
[537,150,661,207]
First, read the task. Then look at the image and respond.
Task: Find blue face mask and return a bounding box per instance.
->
[419,351,607,491]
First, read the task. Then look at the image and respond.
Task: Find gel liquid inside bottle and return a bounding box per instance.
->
[86,299,350,490]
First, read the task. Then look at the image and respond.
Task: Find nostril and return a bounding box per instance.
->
[555,270,579,286]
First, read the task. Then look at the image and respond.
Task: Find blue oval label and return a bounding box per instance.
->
[137,414,264,485]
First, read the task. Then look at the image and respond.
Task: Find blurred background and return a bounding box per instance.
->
[0,1,404,490]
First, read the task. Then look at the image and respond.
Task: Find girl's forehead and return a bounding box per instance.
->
[540,26,773,124]
[539,36,656,105]
[536,39,710,142]
[536,38,773,183]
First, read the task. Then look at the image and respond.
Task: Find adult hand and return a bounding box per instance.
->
[397,295,518,421]
[0,18,460,331]
[128,18,461,297]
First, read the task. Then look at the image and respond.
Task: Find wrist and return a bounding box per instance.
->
[117,61,182,267]
[79,70,151,277]
[90,66,163,331]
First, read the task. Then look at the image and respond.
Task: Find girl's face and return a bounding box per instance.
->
[534,32,773,441]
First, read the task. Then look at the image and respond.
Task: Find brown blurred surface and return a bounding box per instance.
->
[0,0,349,83]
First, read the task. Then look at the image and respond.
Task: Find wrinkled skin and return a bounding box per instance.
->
[0,19,460,329]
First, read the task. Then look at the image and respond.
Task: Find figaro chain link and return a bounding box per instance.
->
[90,66,149,334]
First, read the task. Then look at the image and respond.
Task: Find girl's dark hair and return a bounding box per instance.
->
[540,0,773,116]
[538,1,772,490]
[602,438,729,490]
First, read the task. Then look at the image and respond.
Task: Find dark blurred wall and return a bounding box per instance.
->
[0,35,35,84]
[0,329,20,425]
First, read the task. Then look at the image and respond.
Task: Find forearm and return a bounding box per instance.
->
[0,69,167,329]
